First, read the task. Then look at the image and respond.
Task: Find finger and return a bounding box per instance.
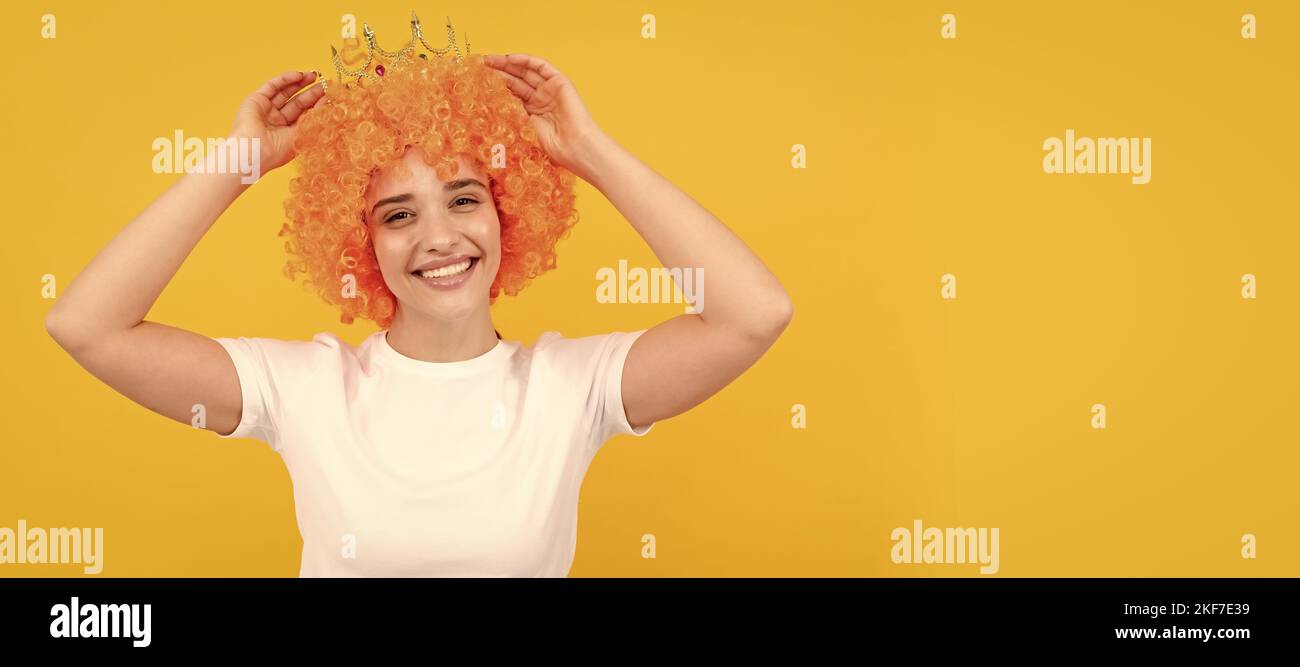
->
[253,70,310,105]
[281,83,326,124]
[505,52,562,80]
[483,53,544,86]
[270,71,318,110]
[240,92,273,118]
[264,105,289,128]
[494,69,535,101]
[497,53,548,89]
[247,71,310,119]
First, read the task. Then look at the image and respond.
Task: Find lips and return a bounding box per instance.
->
[414,258,472,278]
[410,257,478,290]
[411,254,477,273]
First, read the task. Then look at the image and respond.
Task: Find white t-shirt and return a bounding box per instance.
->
[211,329,653,577]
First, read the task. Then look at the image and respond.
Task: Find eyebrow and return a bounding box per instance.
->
[370,193,413,216]
[369,178,490,216]
[443,178,488,193]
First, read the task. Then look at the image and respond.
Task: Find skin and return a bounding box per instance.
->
[366,151,502,363]
[47,54,792,436]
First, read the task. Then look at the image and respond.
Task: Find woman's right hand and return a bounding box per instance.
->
[230,70,326,174]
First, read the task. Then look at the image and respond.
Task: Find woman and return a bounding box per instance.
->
[45,26,792,576]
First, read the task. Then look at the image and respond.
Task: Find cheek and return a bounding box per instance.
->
[370,232,407,273]
[475,211,502,252]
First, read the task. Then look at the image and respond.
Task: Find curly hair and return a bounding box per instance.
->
[280,53,578,328]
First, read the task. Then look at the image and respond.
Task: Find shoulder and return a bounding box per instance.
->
[215,330,351,355]
[213,331,360,379]
[529,329,644,354]
[526,329,647,377]
[524,330,654,441]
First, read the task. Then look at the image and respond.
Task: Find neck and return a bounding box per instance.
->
[385,303,498,362]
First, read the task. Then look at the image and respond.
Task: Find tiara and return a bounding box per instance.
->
[321,12,471,92]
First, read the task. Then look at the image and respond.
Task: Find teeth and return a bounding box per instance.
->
[418,259,472,279]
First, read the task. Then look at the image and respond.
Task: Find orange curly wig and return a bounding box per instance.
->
[280,53,578,328]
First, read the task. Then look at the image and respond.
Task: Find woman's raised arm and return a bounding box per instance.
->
[45,71,324,436]
[484,54,793,430]
[577,131,793,430]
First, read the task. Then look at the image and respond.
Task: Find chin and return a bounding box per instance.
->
[410,287,491,318]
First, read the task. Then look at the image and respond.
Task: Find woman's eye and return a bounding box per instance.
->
[451,196,479,208]
[385,211,412,224]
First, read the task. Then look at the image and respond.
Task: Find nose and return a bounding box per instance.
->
[417,210,460,253]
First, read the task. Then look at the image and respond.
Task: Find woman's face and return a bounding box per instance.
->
[364,147,500,324]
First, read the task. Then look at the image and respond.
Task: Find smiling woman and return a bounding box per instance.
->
[360,151,504,361]
[282,49,577,331]
[44,16,791,578]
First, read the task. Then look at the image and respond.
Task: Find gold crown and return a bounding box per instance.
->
[322,12,470,92]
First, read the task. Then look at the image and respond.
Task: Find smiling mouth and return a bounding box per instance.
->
[411,257,478,289]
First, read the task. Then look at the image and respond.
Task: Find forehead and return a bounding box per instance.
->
[365,149,488,201]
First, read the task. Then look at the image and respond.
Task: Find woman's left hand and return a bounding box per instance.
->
[483,53,605,181]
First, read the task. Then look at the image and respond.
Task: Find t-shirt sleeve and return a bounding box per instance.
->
[210,335,330,452]
[536,329,654,450]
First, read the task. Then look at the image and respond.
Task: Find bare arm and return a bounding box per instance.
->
[45,71,324,436]
[578,132,792,429]
[484,54,792,430]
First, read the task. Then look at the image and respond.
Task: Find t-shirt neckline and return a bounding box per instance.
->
[375,330,512,376]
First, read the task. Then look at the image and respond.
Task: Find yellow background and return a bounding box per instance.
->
[2,0,1296,576]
